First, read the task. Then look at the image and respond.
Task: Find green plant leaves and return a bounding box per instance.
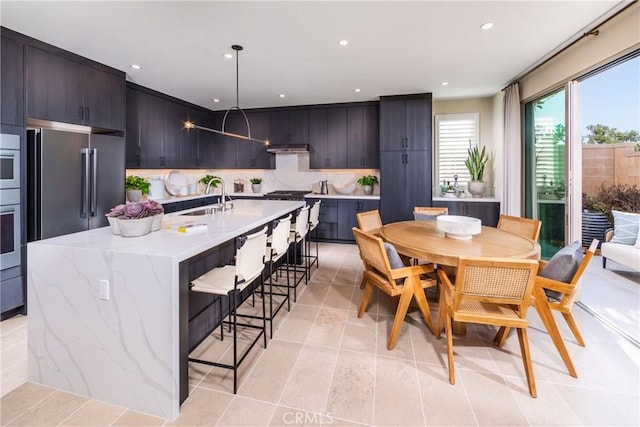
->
[464,145,488,181]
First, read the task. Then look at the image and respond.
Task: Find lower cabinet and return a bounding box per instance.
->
[431,200,501,227]
[161,196,219,214]
[309,198,380,242]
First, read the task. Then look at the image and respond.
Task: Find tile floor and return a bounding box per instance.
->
[1,243,639,426]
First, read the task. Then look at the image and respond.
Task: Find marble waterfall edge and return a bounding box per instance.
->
[27,244,179,419]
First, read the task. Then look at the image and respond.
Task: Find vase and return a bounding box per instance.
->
[467,181,486,198]
[117,216,153,237]
[107,217,120,235]
[251,184,261,193]
[362,185,374,195]
[581,211,610,247]
[151,213,164,231]
[126,189,142,202]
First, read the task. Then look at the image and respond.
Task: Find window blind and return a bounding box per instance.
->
[435,113,479,190]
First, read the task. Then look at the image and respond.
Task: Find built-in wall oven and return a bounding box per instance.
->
[1,133,23,318]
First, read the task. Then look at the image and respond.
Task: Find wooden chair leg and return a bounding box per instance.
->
[562,312,586,347]
[387,281,414,350]
[436,286,447,339]
[359,276,367,289]
[516,328,537,398]
[411,279,435,334]
[445,313,455,385]
[494,326,510,347]
[357,281,374,318]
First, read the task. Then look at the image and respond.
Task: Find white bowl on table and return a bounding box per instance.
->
[332,182,357,195]
[436,215,482,240]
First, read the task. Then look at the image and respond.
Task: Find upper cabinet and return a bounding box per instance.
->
[213,110,273,169]
[25,46,125,132]
[379,94,432,151]
[269,109,309,144]
[309,102,379,169]
[1,33,24,127]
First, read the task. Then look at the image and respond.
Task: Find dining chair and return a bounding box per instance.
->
[306,200,321,272]
[286,205,310,302]
[356,209,383,234]
[497,214,542,241]
[436,256,539,397]
[353,227,437,350]
[413,206,448,221]
[495,239,599,348]
[189,226,268,394]
[264,214,292,338]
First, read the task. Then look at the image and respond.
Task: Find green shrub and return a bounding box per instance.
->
[583,183,640,223]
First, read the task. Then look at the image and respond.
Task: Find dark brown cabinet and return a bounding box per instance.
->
[431,200,501,227]
[1,33,24,126]
[337,199,381,241]
[269,109,309,144]
[25,46,125,131]
[379,95,431,152]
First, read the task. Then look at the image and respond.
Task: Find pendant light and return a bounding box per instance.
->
[185,44,269,145]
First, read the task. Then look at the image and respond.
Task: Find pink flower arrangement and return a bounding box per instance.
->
[106,201,164,219]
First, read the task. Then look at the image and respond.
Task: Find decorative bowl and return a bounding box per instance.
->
[117,216,153,237]
[333,181,356,195]
[436,215,482,240]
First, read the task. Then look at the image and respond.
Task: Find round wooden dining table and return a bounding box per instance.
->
[379,220,541,267]
[379,220,578,379]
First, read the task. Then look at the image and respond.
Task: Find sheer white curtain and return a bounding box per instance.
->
[502,83,522,215]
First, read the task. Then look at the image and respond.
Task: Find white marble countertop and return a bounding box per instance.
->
[30,199,304,263]
[432,196,500,203]
[152,192,264,204]
[305,193,380,200]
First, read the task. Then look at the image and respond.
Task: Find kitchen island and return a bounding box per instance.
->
[26,199,304,419]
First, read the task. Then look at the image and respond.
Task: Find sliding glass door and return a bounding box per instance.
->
[524,89,566,258]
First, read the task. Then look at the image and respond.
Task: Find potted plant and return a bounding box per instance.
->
[199,175,221,194]
[250,177,263,193]
[582,184,640,246]
[125,175,150,202]
[105,200,164,236]
[464,143,489,198]
[357,175,379,195]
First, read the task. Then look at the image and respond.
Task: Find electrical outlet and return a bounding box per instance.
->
[99,279,110,300]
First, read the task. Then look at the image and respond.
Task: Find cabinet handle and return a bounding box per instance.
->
[85,107,90,121]
[405,137,409,149]
[136,154,141,166]
[79,106,84,120]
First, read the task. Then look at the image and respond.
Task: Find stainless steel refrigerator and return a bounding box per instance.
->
[27,128,125,240]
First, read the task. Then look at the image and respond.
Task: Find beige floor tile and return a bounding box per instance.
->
[188,361,211,387]
[306,306,348,348]
[274,304,320,342]
[341,311,377,354]
[165,386,232,426]
[322,284,356,310]
[111,409,165,426]
[217,395,276,426]
[0,382,56,425]
[1,344,26,370]
[0,326,27,346]
[311,266,338,284]
[58,399,127,426]
[279,345,339,413]
[238,339,303,402]
[415,362,477,426]
[409,321,447,367]
[459,370,529,426]
[376,314,414,360]
[325,350,375,425]
[0,315,27,336]
[374,356,425,426]
[269,405,358,427]
[7,390,88,426]
[504,379,582,426]
[332,266,361,288]
[296,282,330,306]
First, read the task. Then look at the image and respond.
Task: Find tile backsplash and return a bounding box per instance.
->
[128,153,379,196]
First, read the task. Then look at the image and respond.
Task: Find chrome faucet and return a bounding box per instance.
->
[217,177,226,211]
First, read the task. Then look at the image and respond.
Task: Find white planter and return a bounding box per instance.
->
[117,217,153,237]
[467,181,486,198]
[251,184,262,193]
[362,185,374,195]
[107,217,120,235]
[151,213,164,231]
[126,189,142,202]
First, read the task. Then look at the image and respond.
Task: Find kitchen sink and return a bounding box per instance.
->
[180,207,215,216]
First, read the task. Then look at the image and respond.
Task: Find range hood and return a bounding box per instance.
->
[266,143,309,153]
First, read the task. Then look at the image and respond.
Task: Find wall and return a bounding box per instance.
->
[433,97,499,197]
[520,2,640,101]
[128,153,379,198]
[582,142,640,195]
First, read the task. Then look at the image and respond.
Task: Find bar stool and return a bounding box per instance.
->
[263,214,292,338]
[286,205,310,302]
[188,226,268,394]
[306,200,321,274]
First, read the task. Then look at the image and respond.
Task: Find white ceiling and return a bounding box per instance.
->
[1,1,625,110]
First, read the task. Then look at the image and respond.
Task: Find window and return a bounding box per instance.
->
[434,113,479,192]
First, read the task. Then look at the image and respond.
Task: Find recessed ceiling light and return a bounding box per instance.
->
[224,53,233,59]
[213,98,220,103]
[338,40,348,46]
[354,88,361,93]
[480,22,494,30]
[130,64,142,70]
[279,94,286,98]
[441,82,449,86]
